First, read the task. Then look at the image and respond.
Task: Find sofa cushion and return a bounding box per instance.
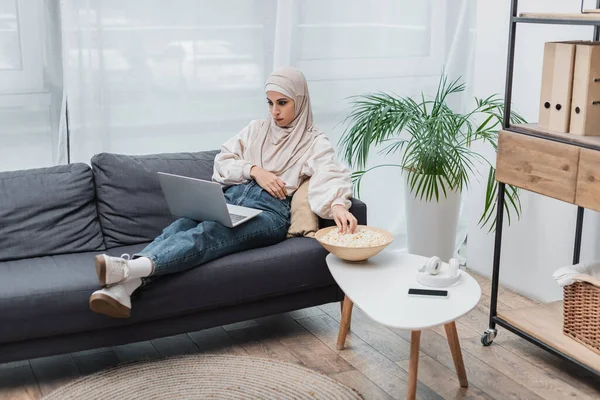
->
[91,151,219,248]
[0,163,105,261]
[287,178,319,238]
[0,237,333,344]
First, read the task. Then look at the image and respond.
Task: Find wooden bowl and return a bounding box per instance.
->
[314,225,394,262]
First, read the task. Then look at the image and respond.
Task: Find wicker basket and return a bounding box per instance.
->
[563,278,600,355]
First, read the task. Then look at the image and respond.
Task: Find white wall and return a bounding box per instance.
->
[467,0,600,302]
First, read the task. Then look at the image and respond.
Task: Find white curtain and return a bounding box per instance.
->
[60,0,277,162]
[4,0,476,253]
[0,0,64,171]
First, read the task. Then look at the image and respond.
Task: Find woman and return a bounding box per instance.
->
[89,67,357,318]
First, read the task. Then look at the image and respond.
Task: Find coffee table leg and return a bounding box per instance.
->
[336,295,353,350]
[407,330,421,400]
[444,321,468,387]
[340,298,351,332]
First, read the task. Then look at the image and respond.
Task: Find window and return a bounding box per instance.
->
[0,0,44,93]
[291,0,447,117]
[0,0,57,172]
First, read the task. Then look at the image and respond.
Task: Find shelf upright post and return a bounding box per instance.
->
[482,0,519,346]
[503,0,519,130]
[573,207,584,264]
[572,0,600,266]
[595,0,600,40]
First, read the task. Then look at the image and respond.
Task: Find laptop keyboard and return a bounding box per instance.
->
[230,213,246,223]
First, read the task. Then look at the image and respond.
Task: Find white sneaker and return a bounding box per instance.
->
[89,278,141,318]
[94,254,131,286]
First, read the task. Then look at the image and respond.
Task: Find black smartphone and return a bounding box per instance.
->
[407,288,449,298]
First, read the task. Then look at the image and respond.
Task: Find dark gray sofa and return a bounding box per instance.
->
[0,150,366,364]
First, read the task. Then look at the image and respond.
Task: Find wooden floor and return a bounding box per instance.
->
[1,271,599,400]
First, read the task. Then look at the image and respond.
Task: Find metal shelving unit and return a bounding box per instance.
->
[482,0,600,378]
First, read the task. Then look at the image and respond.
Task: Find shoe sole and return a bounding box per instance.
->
[89,293,131,318]
[94,255,107,286]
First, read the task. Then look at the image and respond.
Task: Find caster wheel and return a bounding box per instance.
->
[481,333,493,346]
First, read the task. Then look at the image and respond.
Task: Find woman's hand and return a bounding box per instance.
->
[332,204,358,234]
[250,166,287,200]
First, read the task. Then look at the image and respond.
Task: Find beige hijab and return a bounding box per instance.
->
[257,67,317,175]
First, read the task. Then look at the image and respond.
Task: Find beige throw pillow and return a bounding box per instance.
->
[287,178,319,238]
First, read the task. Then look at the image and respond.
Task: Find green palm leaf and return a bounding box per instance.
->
[338,71,526,232]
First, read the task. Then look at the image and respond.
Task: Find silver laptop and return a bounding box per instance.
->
[157,172,262,228]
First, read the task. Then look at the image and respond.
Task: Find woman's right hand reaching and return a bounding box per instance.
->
[250,166,287,200]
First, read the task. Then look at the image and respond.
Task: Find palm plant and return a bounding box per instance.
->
[338,74,526,232]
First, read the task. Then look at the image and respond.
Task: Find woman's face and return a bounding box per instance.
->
[267,91,295,127]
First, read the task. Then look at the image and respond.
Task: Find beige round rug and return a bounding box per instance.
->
[43,354,363,399]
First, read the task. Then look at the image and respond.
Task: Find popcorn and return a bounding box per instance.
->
[320,226,389,248]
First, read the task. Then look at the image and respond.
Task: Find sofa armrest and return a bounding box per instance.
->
[318,198,367,229]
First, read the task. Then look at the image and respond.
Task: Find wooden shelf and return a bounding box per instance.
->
[508,123,600,151]
[497,302,600,373]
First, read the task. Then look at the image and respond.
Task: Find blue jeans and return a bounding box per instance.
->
[134,181,291,279]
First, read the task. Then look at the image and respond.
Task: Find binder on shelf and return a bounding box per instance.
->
[570,43,600,136]
[539,41,578,133]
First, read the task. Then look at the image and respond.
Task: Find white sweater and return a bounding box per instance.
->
[212,120,353,219]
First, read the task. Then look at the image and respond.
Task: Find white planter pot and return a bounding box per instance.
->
[404,174,461,262]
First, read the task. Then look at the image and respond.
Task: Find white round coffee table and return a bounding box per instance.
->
[327,250,481,400]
